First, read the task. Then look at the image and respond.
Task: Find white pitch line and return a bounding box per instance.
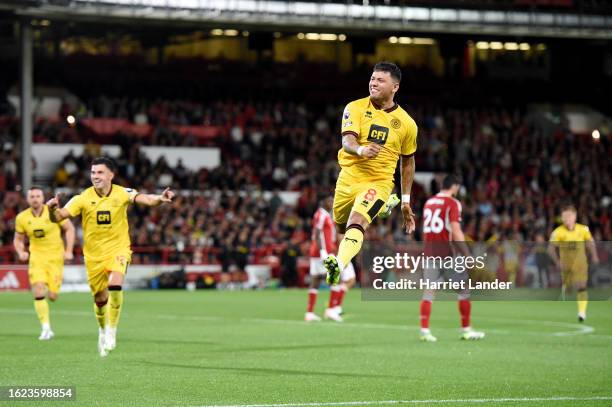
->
[0,308,595,337]
[189,396,612,407]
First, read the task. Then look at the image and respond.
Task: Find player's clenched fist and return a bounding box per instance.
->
[18,251,29,262]
[159,187,175,203]
[46,193,60,209]
[359,143,381,159]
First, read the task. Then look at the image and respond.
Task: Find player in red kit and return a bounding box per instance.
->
[305,196,355,322]
[420,175,485,342]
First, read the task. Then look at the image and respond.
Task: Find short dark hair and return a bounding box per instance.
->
[442,174,461,190]
[373,61,402,83]
[28,185,44,193]
[561,204,577,213]
[91,156,116,172]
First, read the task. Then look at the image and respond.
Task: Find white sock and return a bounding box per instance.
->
[42,323,50,330]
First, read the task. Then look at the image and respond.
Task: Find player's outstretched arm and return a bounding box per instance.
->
[342,134,380,158]
[134,187,175,207]
[47,194,71,223]
[13,232,29,262]
[61,219,75,261]
[400,154,416,234]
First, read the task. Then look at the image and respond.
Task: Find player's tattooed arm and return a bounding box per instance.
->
[46,194,71,223]
[13,232,29,262]
[342,133,380,158]
[400,154,416,234]
[134,187,175,207]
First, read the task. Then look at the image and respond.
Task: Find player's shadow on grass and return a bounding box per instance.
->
[211,342,383,353]
[139,360,401,379]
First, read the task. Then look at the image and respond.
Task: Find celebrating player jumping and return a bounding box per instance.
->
[13,187,75,340]
[324,61,418,285]
[47,157,175,357]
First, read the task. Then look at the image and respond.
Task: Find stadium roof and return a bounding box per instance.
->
[3,0,612,39]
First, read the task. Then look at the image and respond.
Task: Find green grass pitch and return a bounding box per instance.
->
[1,290,611,406]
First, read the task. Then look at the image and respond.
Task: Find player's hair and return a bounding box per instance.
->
[442,174,461,190]
[91,156,117,172]
[28,185,44,193]
[561,204,577,213]
[373,61,402,83]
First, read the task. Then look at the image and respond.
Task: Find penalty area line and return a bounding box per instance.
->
[190,396,612,407]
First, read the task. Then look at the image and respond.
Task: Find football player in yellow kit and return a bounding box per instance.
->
[324,61,418,284]
[47,157,175,356]
[14,187,75,340]
[548,205,599,322]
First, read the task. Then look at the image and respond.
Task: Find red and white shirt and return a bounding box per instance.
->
[423,193,462,256]
[309,208,336,258]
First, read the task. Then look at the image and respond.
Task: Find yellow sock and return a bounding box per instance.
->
[34,298,50,326]
[577,290,588,315]
[109,288,123,328]
[337,226,364,270]
[94,301,108,329]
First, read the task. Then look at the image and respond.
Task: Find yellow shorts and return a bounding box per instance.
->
[28,256,64,293]
[333,172,394,230]
[562,266,588,286]
[85,252,131,295]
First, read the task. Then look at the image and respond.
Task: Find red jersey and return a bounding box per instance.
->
[309,208,336,258]
[423,193,462,256]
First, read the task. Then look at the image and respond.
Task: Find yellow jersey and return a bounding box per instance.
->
[65,184,138,262]
[15,205,66,260]
[550,223,593,268]
[339,96,418,182]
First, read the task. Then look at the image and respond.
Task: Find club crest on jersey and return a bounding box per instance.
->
[367,124,389,145]
[391,118,401,129]
[96,211,111,225]
[33,229,45,238]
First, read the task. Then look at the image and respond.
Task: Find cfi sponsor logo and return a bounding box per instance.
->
[96,211,111,225]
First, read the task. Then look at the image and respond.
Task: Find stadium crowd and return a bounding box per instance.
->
[0,97,610,269]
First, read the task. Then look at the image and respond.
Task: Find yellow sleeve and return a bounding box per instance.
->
[65,194,84,217]
[59,218,68,227]
[549,228,561,243]
[124,187,139,204]
[341,101,362,137]
[15,214,25,234]
[401,118,418,156]
[583,226,593,241]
